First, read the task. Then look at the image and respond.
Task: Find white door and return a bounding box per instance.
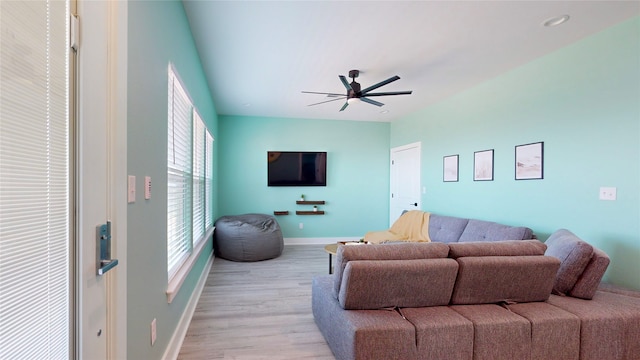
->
[76,1,127,358]
[389,142,421,226]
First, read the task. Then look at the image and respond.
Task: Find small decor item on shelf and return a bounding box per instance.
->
[313,205,318,212]
[300,194,305,201]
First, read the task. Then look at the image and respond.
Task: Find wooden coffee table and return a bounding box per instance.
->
[324,242,367,274]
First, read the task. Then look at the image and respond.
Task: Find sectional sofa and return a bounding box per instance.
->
[312,213,640,360]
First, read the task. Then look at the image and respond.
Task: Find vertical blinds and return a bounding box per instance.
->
[0,1,70,359]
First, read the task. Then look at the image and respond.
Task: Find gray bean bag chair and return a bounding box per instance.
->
[214,213,284,262]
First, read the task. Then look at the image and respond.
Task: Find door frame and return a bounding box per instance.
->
[76,0,127,358]
[389,142,421,226]
[106,1,128,358]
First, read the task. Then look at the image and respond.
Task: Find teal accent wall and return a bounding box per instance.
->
[127,1,218,358]
[391,17,640,290]
[218,116,390,238]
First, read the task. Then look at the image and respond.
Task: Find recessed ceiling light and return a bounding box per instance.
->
[543,15,570,27]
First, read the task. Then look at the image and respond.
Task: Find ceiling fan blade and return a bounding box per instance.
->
[361,91,413,97]
[360,97,384,107]
[307,97,347,107]
[360,75,400,95]
[339,75,353,92]
[302,91,347,97]
[339,102,349,112]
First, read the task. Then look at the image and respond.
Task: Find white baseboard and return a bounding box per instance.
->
[162,255,213,360]
[284,237,361,245]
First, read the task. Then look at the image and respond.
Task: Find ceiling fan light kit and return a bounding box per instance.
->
[303,69,412,112]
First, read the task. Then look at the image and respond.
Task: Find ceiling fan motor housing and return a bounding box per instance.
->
[349,81,361,97]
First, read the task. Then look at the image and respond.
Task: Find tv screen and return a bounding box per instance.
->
[268,151,327,186]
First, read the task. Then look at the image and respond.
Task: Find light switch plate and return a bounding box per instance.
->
[128,175,136,203]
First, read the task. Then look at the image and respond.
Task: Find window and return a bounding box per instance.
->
[192,111,205,244]
[167,66,214,284]
[167,66,193,280]
[0,0,70,358]
[205,131,214,228]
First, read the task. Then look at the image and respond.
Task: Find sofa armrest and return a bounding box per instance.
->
[338,258,459,310]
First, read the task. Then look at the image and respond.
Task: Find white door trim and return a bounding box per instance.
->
[106,1,128,358]
[389,142,421,226]
[76,0,127,358]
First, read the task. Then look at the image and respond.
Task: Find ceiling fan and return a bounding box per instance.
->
[302,69,412,111]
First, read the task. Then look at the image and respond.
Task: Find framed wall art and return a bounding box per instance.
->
[443,155,459,182]
[515,141,544,180]
[474,149,494,181]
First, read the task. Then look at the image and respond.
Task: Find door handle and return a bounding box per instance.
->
[97,221,119,275]
[410,203,418,206]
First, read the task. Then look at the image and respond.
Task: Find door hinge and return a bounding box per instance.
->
[70,14,79,51]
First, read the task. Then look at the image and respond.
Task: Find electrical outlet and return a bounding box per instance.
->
[299,223,303,229]
[151,318,157,346]
[599,187,617,201]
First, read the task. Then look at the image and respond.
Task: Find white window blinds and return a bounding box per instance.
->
[167,66,214,282]
[192,111,205,244]
[0,1,70,358]
[205,131,214,229]
[167,67,193,280]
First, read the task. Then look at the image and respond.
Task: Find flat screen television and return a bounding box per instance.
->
[267,151,327,186]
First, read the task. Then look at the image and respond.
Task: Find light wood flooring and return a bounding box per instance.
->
[177,245,335,360]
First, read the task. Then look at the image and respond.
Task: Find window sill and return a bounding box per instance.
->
[166,226,214,304]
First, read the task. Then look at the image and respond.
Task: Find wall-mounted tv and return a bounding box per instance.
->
[267,151,327,186]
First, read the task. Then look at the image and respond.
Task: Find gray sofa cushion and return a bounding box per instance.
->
[507,302,581,360]
[448,239,546,258]
[547,292,640,359]
[458,219,534,242]
[338,258,459,310]
[400,307,474,359]
[569,247,610,300]
[428,214,469,243]
[451,304,532,360]
[332,242,450,298]
[451,255,560,304]
[544,229,594,295]
[312,275,419,360]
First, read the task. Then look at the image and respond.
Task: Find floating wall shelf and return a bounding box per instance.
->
[296,200,325,205]
[296,211,325,215]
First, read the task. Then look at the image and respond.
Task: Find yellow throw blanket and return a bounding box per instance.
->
[364,211,432,244]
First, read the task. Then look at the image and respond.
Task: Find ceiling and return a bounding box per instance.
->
[182,1,639,122]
